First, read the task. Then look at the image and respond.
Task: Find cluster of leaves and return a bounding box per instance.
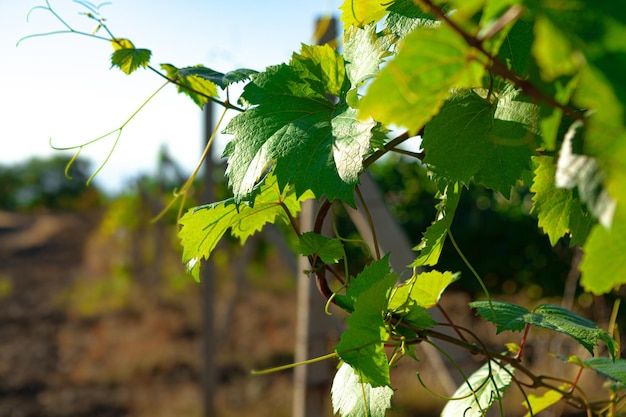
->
[26,0,626,416]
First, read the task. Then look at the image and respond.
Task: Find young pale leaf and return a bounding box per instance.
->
[359,23,484,134]
[331,362,394,417]
[178,173,312,281]
[339,0,388,27]
[335,254,393,313]
[410,183,460,267]
[471,301,616,357]
[423,88,538,196]
[522,389,564,417]
[391,270,460,310]
[530,155,593,246]
[110,38,151,75]
[296,232,344,264]
[223,46,374,205]
[442,360,514,417]
[178,67,257,89]
[335,272,397,387]
[160,63,219,108]
[585,358,626,385]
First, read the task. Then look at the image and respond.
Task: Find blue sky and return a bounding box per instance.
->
[1,1,339,192]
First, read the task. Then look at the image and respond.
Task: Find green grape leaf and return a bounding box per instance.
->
[110,38,151,75]
[385,0,437,40]
[178,172,312,281]
[335,255,394,313]
[161,63,219,108]
[335,271,397,387]
[296,232,344,264]
[532,14,580,82]
[410,182,461,267]
[442,360,514,417]
[530,155,593,246]
[470,300,532,332]
[471,301,616,357]
[343,24,392,87]
[331,362,394,417]
[391,270,460,311]
[178,67,257,89]
[522,389,564,417]
[423,87,538,196]
[585,358,626,385]
[340,0,388,27]
[580,205,626,295]
[359,23,485,134]
[556,121,616,229]
[223,45,375,205]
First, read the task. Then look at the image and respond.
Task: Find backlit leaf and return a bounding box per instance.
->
[178,172,312,280]
[340,0,388,27]
[359,23,484,134]
[410,182,460,267]
[585,358,626,385]
[110,38,151,75]
[422,87,538,196]
[296,232,344,264]
[161,63,219,108]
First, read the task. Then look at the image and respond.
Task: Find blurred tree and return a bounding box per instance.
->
[0,155,102,211]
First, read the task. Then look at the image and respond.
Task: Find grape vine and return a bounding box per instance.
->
[23,0,626,416]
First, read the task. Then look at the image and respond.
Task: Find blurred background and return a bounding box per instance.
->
[0,1,617,417]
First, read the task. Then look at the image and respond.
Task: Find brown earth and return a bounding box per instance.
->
[0,210,612,417]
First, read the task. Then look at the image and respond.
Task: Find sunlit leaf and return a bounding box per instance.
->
[331,362,394,417]
[441,360,514,417]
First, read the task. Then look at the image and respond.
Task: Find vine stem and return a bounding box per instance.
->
[417,0,583,121]
[355,185,381,260]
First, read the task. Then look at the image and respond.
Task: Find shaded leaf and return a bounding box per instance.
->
[585,358,626,385]
[178,67,257,89]
[359,23,484,134]
[296,232,344,264]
